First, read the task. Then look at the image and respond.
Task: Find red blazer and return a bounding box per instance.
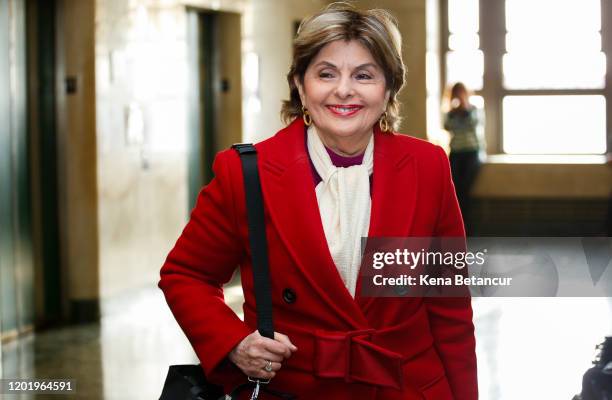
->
[159,118,478,400]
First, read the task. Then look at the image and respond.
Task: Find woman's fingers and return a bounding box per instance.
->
[256,359,282,373]
[267,361,282,372]
[261,337,293,358]
[245,346,284,363]
[258,361,282,379]
[274,332,298,352]
[258,332,298,359]
[243,359,281,378]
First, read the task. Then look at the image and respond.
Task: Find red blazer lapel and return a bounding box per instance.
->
[368,127,418,238]
[258,118,369,329]
[356,128,418,310]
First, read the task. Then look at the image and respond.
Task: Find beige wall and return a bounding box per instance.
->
[96,0,191,299]
[243,0,327,142]
[55,0,99,314]
[95,0,247,301]
[352,0,428,138]
[183,0,246,13]
[474,162,611,199]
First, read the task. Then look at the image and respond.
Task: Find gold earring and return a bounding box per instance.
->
[302,105,312,126]
[379,111,389,132]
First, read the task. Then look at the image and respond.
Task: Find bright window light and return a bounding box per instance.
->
[503,52,606,90]
[446,50,483,90]
[446,0,482,89]
[449,33,479,51]
[503,95,606,154]
[506,0,600,33]
[504,0,605,89]
[448,0,478,34]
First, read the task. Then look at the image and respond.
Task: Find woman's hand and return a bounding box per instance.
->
[228,330,298,380]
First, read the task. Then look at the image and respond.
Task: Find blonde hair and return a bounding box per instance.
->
[281,2,406,131]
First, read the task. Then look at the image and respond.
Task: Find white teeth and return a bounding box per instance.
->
[332,106,358,113]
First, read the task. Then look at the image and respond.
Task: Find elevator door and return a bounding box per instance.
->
[0,0,34,348]
[186,9,243,210]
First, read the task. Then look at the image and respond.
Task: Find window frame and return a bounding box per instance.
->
[439,0,612,156]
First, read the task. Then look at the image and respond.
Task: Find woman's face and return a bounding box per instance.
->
[295,40,389,146]
[452,86,469,108]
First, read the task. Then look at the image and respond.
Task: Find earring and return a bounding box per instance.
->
[379,111,389,132]
[302,105,312,126]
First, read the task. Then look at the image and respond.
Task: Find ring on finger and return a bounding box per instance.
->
[263,359,273,372]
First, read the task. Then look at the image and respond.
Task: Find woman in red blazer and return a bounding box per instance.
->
[159,3,477,399]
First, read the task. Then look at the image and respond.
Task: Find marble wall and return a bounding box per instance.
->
[95,0,192,300]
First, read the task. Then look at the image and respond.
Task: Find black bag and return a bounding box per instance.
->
[159,144,295,400]
[159,365,224,400]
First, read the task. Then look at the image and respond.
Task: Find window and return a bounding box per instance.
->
[504,0,605,90]
[503,95,606,154]
[446,0,482,90]
[442,0,609,155]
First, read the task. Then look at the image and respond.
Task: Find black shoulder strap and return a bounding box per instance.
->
[231,143,274,340]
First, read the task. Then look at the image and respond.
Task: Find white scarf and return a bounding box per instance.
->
[307,125,374,297]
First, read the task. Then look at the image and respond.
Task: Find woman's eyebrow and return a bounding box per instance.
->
[314,61,337,69]
[354,63,378,70]
[313,61,379,70]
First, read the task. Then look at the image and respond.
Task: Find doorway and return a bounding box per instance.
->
[186,9,243,208]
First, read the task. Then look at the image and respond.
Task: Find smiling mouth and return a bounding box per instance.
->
[326,105,364,117]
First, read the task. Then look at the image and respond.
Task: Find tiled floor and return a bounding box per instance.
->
[1,282,611,399]
[0,280,244,400]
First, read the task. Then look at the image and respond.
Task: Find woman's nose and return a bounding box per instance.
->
[334,76,355,99]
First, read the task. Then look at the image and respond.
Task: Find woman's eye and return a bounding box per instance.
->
[319,72,334,78]
[356,73,372,80]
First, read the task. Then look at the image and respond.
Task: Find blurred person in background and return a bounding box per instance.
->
[159,3,477,399]
[443,82,484,234]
